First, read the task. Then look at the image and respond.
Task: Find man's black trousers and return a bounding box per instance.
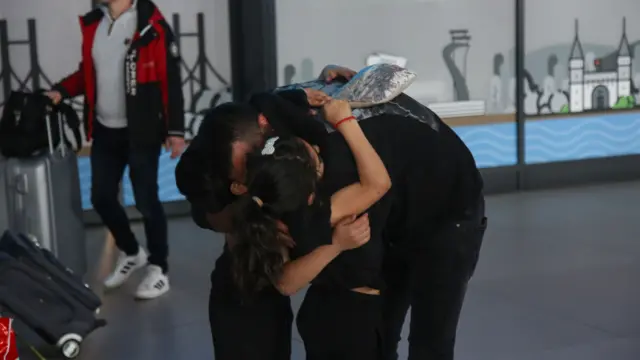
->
[90,122,169,272]
[382,197,487,360]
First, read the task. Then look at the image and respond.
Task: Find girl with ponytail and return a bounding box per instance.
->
[229,99,392,359]
[230,148,318,293]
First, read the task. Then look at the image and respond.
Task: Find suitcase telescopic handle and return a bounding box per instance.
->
[44,105,67,158]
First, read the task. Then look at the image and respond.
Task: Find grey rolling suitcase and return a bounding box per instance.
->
[3,111,87,275]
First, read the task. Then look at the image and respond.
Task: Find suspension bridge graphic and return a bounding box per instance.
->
[172,13,232,139]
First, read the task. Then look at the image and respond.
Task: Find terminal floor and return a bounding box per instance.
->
[20,182,640,359]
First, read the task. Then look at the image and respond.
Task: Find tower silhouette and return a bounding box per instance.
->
[568,19,585,112]
[616,17,632,98]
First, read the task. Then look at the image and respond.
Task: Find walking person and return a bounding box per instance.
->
[45,0,185,299]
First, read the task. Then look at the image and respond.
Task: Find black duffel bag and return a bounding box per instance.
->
[0,91,82,158]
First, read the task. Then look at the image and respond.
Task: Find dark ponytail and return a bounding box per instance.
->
[229,139,319,293]
[230,194,287,293]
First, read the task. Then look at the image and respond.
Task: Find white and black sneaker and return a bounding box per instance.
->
[135,265,170,300]
[103,248,147,289]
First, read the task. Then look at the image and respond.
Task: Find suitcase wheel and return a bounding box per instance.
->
[58,333,82,359]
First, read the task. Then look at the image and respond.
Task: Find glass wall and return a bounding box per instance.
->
[276,0,518,168]
[524,0,640,164]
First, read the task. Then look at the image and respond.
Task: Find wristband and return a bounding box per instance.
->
[333,115,356,129]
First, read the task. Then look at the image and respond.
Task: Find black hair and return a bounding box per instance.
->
[176,90,329,207]
[206,102,264,181]
[176,102,263,206]
[230,136,319,293]
[250,90,329,150]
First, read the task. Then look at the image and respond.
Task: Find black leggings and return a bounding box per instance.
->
[208,253,293,360]
[297,285,382,360]
[382,197,487,360]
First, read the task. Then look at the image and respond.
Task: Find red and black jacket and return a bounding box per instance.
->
[53,0,184,147]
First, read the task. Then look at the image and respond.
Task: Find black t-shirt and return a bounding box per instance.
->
[285,109,483,289]
[284,115,403,290]
[285,190,391,290]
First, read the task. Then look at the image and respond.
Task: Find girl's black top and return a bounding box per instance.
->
[286,104,483,290]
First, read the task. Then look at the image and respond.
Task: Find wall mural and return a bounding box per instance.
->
[279,15,640,168]
[282,17,640,120]
[521,18,638,116]
[283,28,488,120]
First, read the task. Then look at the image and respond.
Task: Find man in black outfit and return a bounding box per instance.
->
[278,91,487,360]
[372,96,487,360]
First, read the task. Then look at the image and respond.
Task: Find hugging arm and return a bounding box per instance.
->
[275,244,341,296]
[275,214,370,296]
[323,101,392,225]
[229,193,364,295]
[275,100,389,295]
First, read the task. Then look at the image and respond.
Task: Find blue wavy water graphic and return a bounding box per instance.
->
[452,123,518,168]
[77,112,640,209]
[524,113,640,164]
[451,112,640,167]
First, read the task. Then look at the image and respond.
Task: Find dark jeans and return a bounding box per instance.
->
[382,197,487,360]
[297,285,382,360]
[90,122,168,272]
[209,251,293,360]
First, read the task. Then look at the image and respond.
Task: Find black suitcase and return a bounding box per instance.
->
[0,230,100,312]
[0,252,106,359]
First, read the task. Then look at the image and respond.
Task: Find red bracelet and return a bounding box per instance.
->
[334,116,356,129]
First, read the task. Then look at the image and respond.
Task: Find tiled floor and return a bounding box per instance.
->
[17,182,640,359]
